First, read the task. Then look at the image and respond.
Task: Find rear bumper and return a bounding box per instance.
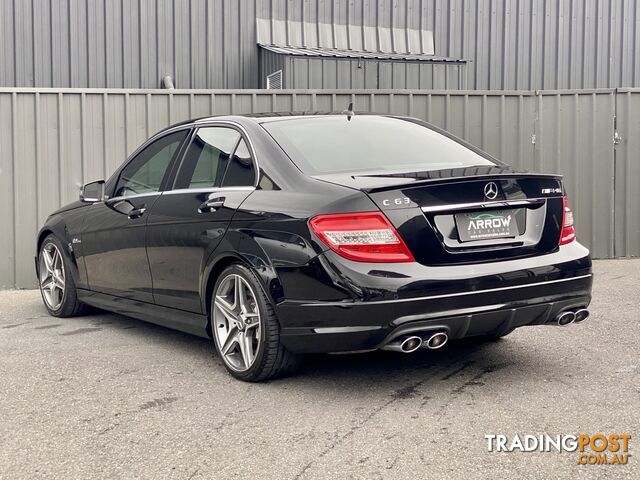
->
[275,242,592,353]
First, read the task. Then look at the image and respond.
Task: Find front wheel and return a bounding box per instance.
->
[211,264,299,382]
[38,235,87,317]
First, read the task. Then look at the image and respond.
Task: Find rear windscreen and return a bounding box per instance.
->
[262,116,496,175]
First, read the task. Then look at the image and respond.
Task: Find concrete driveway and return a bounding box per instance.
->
[0,260,638,479]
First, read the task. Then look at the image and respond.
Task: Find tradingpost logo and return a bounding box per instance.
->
[485,433,632,465]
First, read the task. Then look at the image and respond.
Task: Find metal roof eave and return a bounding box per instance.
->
[258,44,467,64]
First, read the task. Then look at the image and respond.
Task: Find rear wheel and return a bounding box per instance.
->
[38,235,87,317]
[211,264,298,382]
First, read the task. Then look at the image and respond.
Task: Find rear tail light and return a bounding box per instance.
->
[309,212,415,263]
[559,196,576,245]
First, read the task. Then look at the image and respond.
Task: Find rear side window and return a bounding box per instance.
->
[174,127,240,189]
[114,130,188,198]
[262,116,496,175]
[221,139,255,187]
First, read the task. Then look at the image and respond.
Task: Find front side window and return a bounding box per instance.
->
[114,130,188,198]
[174,127,241,189]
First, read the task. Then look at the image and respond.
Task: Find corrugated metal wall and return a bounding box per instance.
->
[614,88,640,259]
[258,0,640,90]
[1,87,635,289]
[281,56,467,89]
[0,0,259,89]
[2,0,639,90]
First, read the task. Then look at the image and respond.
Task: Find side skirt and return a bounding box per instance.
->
[77,289,210,338]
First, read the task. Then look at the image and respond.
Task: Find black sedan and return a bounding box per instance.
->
[36,113,593,381]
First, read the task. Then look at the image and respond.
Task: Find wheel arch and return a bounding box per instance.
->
[201,251,285,338]
[35,228,55,277]
[35,220,84,287]
[202,255,241,337]
[36,228,55,254]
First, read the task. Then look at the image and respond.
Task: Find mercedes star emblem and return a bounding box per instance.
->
[484,182,499,200]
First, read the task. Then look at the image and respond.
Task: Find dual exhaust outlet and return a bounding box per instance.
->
[382,331,448,353]
[382,307,589,353]
[555,308,590,326]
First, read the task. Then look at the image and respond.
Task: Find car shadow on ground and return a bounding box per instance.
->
[285,340,533,397]
[74,307,539,393]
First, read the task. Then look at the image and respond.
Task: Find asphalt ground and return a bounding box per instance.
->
[0,259,638,479]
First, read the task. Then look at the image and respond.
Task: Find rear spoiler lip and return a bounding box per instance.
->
[354,172,564,194]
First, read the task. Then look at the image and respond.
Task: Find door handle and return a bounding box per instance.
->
[127,207,146,219]
[198,196,225,213]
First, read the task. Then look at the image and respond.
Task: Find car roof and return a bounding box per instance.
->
[241,111,387,123]
[191,111,395,125]
[152,112,409,139]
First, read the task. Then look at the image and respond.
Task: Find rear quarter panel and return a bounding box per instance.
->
[201,184,377,312]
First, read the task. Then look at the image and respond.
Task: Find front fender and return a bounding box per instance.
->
[36,206,89,289]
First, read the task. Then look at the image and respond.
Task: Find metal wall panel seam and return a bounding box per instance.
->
[102,92,108,179]
[80,92,86,185]
[57,92,63,206]
[590,92,597,252]
[624,91,631,256]
[11,92,18,286]
[34,91,40,225]
[607,92,616,257]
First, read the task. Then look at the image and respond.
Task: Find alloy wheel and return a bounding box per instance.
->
[213,274,262,372]
[39,243,66,310]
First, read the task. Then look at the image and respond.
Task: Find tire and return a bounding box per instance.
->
[38,234,88,317]
[210,263,299,382]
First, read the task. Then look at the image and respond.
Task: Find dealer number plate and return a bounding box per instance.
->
[455,209,519,242]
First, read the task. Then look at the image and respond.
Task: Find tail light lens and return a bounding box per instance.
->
[559,196,576,245]
[309,212,415,263]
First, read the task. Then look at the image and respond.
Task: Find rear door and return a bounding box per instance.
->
[82,129,189,302]
[146,125,257,313]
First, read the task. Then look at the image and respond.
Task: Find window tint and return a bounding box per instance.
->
[262,116,496,175]
[221,139,256,187]
[114,130,188,197]
[174,127,241,189]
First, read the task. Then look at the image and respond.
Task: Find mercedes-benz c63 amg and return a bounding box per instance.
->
[36,113,592,381]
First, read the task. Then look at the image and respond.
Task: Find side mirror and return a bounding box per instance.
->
[80,180,105,203]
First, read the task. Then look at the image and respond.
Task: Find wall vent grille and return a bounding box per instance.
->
[266,70,283,89]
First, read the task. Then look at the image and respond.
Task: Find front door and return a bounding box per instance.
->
[146,126,257,313]
[82,130,189,302]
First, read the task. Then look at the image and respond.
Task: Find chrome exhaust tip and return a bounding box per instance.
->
[400,336,423,353]
[556,311,576,326]
[424,332,448,350]
[574,308,590,323]
[381,335,423,353]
